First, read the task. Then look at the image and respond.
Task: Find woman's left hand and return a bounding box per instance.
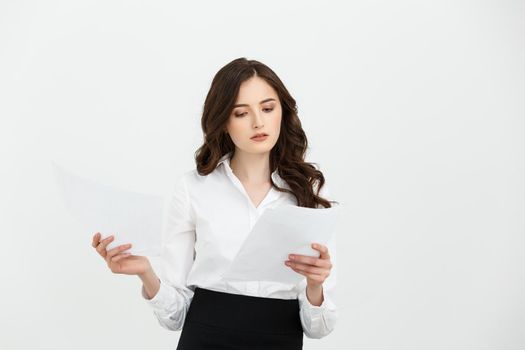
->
[285,243,332,288]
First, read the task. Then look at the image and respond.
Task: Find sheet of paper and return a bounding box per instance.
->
[221,204,341,285]
[52,161,165,256]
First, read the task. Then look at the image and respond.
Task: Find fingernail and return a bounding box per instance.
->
[289,255,294,260]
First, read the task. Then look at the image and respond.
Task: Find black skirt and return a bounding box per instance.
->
[176,287,304,350]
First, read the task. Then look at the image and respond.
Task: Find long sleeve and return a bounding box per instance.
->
[141,173,196,331]
[297,179,339,338]
[297,233,338,338]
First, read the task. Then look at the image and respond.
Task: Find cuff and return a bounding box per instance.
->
[298,285,337,311]
[297,285,338,338]
[141,279,175,311]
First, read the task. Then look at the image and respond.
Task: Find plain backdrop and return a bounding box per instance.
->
[1,1,523,349]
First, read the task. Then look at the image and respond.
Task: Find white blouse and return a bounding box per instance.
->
[141,152,339,339]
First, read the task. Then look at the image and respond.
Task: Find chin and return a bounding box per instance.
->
[243,145,274,154]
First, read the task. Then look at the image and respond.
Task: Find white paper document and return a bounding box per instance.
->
[221,204,341,285]
[52,161,165,256]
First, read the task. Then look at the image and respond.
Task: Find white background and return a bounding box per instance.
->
[1,1,523,349]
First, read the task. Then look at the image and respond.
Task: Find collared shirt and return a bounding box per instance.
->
[141,152,339,339]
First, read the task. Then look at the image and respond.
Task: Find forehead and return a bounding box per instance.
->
[235,76,278,103]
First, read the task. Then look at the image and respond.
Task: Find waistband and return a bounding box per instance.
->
[185,287,303,335]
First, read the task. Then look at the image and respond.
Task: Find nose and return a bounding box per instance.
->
[252,111,264,129]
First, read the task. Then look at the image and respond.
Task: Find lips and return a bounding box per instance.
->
[251,133,268,139]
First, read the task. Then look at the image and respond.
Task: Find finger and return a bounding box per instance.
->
[289,254,330,268]
[96,235,115,257]
[111,252,131,263]
[291,268,307,277]
[286,261,326,275]
[289,266,325,282]
[106,243,132,261]
[91,232,101,248]
[312,243,330,260]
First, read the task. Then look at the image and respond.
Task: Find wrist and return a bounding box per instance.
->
[307,281,323,290]
[138,267,161,300]
[138,266,156,281]
[306,284,324,306]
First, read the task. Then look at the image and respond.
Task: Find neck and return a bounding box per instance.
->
[229,150,271,185]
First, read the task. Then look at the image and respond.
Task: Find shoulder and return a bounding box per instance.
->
[173,167,214,193]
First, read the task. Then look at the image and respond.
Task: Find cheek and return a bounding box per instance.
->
[227,118,248,140]
[271,114,282,132]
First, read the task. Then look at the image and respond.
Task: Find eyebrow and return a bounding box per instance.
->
[233,98,276,108]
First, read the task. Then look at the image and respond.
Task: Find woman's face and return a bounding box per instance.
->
[225,76,282,155]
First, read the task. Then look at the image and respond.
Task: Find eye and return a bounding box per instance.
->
[234,107,273,117]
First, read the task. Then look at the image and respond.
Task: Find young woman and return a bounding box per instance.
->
[91,57,339,349]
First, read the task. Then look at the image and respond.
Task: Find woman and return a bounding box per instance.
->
[91,57,339,349]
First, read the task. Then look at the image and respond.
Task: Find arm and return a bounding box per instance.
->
[139,268,161,299]
[140,173,196,331]
[297,234,338,338]
[298,179,339,338]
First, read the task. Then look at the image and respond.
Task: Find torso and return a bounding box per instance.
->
[242,181,273,208]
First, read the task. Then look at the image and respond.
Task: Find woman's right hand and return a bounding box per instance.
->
[91,232,152,276]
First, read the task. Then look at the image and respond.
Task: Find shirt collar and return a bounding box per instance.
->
[216,152,287,189]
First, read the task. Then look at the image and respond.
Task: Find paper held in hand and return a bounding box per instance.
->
[52,161,165,257]
[221,203,341,285]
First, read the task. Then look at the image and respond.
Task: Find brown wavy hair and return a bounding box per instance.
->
[194,57,338,209]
